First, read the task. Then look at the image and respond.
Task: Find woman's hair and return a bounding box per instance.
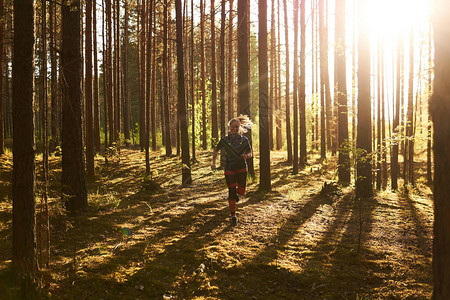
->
[228,115,253,134]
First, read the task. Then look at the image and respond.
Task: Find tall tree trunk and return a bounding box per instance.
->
[0,0,4,155]
[145,0,153,174]
[138,0,145,151]
[237,0,254,177]
[275,0,282,150]
[12,0,37,274]
[103,0,108,149]
[292,0,299,174]
[200,0,207,149]
[376,40,382,190]
[62,0,88,212]
[356,0,372,198]
[93,0,100,153]
[431,0,450,297]
[50,0,58,151]
[336,0,350,184]
[211,0,218,145]
[106,0,114,146]
[123,0,130,146]
[85,0,95,176]
[319,0,332,155]
[391,36,402,191]
[190,0,196,161]
[163,0,172,155]
[284,0,292,163]
[381,39,387,190]
[427,24,432,185]
[38,0,50,268]
[406,28,415,188]
[319,0,326,159]
[299,0,307,167]
[151,14,157,151]
[315,0,320,152]
[227,0,234,120]
[175,0,192,185]
[269,0,274,149]
[219,0,226,137]
[113,0,120,141]
[311,0,316,151]
[259,0,271,191]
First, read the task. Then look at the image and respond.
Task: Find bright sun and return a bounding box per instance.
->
[367,0,431,37]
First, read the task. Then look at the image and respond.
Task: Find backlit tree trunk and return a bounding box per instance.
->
[431,0,450,297]
[227,0,234,120]
[259,0,271,191]
[299,0,307,168]
[292,0,299,174]
[356,0,372,198]
[283,0,292,163]
[391,36,402,191]
[163,0,172,155]
[336,0,350,184]
[237,0,254,177]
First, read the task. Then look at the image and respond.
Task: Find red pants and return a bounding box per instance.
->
[225,168,247,202]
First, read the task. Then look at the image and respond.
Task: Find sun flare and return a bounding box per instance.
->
[367,0,431,37]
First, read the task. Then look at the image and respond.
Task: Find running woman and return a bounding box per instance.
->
[211,115,253,226]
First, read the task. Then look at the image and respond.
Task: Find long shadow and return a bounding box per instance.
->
[398,193,432,257]
[53,200,234,299]
[320,195,380,298]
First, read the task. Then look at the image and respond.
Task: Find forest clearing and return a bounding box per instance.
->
[0,149,433,299]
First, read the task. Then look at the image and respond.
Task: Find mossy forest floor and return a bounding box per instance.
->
[0,148,433,299]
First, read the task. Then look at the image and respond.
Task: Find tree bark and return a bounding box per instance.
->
[292,0,299,174]
[227,0,234,120]
[0,0,4,155]
[299,0,307,168]
[283,0,292,163]
[123,0,130,147]
[61,0,88,212]
[211,0,218,144]
[259,0,271,191]
[391,36,402,191]
[85,0,95,176]
[431,1,450,297]
[163,0,172,155]
[200,0,207,149]
[219,0,226,137]
[335,0,350,184]
[93,0,100,153]
[406,29,415,187]
[175,0,192,185]
[356,0,372,198]
[12,0,37,274]
[319,0,326,159]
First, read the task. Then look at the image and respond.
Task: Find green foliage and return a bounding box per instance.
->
[91,191,121,212]
[53,145,62,157]
[131,123,140,145]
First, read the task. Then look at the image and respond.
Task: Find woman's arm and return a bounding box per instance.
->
[211,148,219,169]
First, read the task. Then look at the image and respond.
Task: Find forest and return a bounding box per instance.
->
[1,0,450,298]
